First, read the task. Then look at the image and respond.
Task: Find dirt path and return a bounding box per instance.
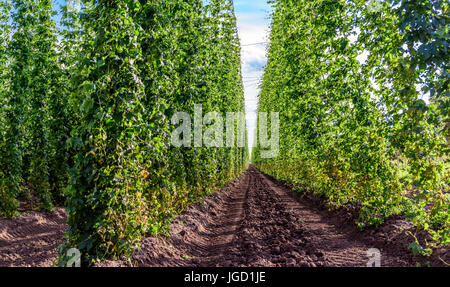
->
[1,166,447,267]
[102,165,443,267]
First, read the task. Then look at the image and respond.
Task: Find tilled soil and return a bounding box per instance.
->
[1,165,448,267]
[101,165,448,267]
[0,207,66,267]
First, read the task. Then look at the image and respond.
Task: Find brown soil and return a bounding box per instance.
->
[100,165,449,267]
[0,207,66,267]
[1,165,448,267]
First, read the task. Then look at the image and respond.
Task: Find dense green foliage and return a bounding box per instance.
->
[0,0,248,265]
[0,0,16,217]
[253,0,448,254]
[0,0,72,216]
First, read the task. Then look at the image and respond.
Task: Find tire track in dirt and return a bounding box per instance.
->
[199,170,252,266]
[225,167,320,267]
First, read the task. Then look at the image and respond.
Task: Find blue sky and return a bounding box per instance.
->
[234,0,272,152]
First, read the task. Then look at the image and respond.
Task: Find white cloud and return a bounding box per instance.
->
[235,7,272,154]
